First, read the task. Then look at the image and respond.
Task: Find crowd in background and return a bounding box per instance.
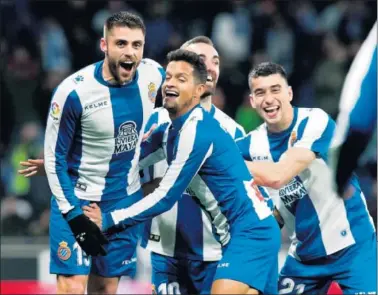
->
[0,0,376,237]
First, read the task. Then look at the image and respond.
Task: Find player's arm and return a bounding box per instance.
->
[44,88,108,255]
[245,148,315,189]
[246,109,335,190]
[89,118,212,231]
[336,48,377,195]
[44,89,83,217]
[139,123,168,170]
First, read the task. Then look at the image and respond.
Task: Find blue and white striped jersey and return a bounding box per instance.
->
[140,105,246,261]
[236,107,376,261]
[332,22,377,147]
[44,59,165,215]
[108,105,273,246]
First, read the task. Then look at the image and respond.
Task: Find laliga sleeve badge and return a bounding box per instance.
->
[57,241,71,261]
[50,101,61,121]
[148,82,157,103]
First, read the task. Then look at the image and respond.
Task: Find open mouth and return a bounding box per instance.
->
[164,89,179,100]
[264,106,280,118]
[120,61,135,72]
[206,75,213,83]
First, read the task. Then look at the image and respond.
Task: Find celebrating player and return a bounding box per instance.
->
[140,36,248,294]
[43,11,164,294]
[332,22,377,196]
[84,49,281,295]
[236,62,377,294]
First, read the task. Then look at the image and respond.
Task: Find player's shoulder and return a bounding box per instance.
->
[298,107,330,123]
[54,63,98,97]
[138,58,164,76]
[152,107,171,125]
[140,58,164,70]
[247,122,268,138]
[213,106,246,135]
[137,59,165,91]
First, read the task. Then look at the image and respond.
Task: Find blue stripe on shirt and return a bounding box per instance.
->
[101,84,143,198]
[55,90,83,210]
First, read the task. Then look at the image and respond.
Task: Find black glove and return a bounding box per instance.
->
[66,214,109,256]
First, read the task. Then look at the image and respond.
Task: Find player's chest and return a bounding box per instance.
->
[79,88,154,138]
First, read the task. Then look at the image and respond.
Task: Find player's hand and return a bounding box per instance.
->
[18,159,46,177]
[142,177,162,196]
[142,123,157,142]
[83,203,102,229]
[65,213,109,256]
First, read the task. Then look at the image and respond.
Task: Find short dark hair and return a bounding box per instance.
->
[105,11,146,35]
[248,62,288,84]
[180,36,214,49]
[166,49,207,84]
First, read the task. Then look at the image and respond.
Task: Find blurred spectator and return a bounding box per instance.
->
[1,195,33,235]
[6,122,43,198]
[212,0,253,68]
[4,45,40,126]
[317,0,348,34]
[40,18,72,74]
[144,0,181,62]
[313,34,348,118]
[266,13,295,76]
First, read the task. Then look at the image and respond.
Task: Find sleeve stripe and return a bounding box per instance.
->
[139,147,166,170]
[44,88,81,213]
[333,23,377,146]
[294,110,329,150]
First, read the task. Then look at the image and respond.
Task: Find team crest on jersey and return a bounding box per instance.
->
[279,177,309,214]
[49,102,61,121]
[148,82,157,103]
[290,130,297,146]
[114,121,139,154]
[57,241,71,261]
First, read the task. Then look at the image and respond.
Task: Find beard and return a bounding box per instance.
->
[106,53,121,84]
[106,52,138,85]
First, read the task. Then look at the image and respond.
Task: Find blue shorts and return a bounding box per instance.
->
[151,252,218,294]
[279,233,377,294]
[213,216,281,294]
[49,190,143,277]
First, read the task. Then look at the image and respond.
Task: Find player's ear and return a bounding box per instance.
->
[100,37,107,53]
[195,83,206,100]
[249,93,256,109]
[288,86,293,102]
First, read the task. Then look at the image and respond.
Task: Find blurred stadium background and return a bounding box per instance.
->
[0,0,376,293]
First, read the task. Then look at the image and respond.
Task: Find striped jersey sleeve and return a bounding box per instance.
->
[139,123,168,171]
[235,135,253,161]
[293,108,335,160]
[44,84,83,218]
[333,22,377,146]
[109,116,213,228]
[234,124,246,140]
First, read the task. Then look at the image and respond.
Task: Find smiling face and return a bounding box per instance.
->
[162,60,205,118]
[249,73,294,132]
[184,42,220,96]
[101,25,144,84]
